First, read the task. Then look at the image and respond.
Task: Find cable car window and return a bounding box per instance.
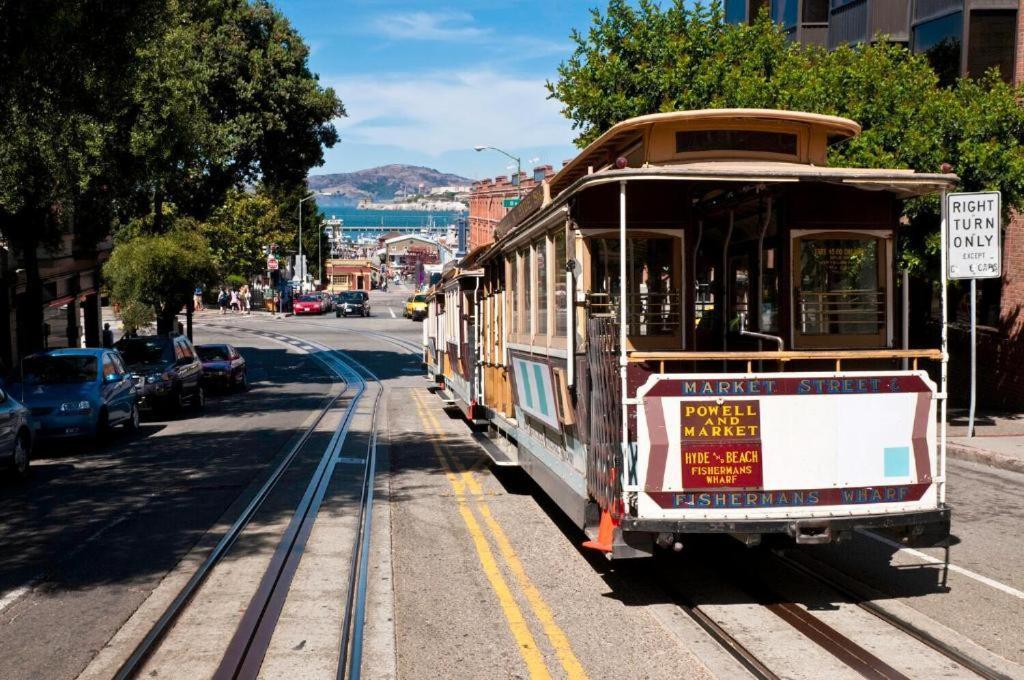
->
[553,230,567,337]
[508,255,518,335]
[797,236,884,337]
[535,238,548,335]
[589,236,679,337]
[521,248,531,336]
[676,130,797,156]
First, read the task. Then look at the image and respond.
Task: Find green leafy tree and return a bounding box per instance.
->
[202,186,328,283]
[0,0,170,352]
[130,0,344,232]
[547,0,1024,297]
[104,221,217,334]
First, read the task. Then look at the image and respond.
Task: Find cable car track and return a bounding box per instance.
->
[113,327,382,680]
[318,328,1006,680]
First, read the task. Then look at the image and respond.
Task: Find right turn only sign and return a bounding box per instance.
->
[947,191,1001,279]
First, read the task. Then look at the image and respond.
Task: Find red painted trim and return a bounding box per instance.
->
[643,397,670,492]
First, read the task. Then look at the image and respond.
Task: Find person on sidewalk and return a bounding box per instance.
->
[239,284,250,315]
[229,288,240,313]
[193,285,203,312]
[102,323,114,348]
[217,287,229,314]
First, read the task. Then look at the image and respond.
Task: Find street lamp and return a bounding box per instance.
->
[298,192,316,291]
[474,145,522,198]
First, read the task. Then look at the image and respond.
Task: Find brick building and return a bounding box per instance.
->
[468,165,555,252]
[728,0,1024,408]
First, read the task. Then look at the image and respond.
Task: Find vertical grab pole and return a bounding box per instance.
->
[939,189,948,503]
[968,278,976,437]
[566,218,575,387]
[902,269,910,370]
[619,181,629,496]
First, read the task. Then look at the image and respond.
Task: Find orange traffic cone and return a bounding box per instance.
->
[582,508,618,553]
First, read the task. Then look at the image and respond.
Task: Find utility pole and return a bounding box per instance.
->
[298,192,316,291]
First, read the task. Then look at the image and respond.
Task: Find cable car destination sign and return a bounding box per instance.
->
[947,191,1001,279]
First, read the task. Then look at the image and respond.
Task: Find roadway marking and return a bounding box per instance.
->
[857,529,1024,601]
[389,307,396,318]
[337,456,366,465]
[412,396,551,680]
[413,391,588,680]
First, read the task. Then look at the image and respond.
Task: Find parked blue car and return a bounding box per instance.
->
[11,348,140,439]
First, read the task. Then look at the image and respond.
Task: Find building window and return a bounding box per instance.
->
[676,129,798,156]
[535,238,548,336]
[803,0,829,23]
[725,0,747,24]
[967,10,1017,82]
[912,11,962,86]
[772,0,799,29]
[553,230,567,337]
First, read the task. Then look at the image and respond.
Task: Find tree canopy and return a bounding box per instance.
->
[0,0,343,347]
[104,222,218,333]
[547,0,1024,240]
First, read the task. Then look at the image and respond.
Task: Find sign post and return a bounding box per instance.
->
[946,191,1002,437]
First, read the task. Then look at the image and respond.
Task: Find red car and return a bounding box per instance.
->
[293,293,325,315]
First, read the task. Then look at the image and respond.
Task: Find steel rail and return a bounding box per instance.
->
[230,327,387,680]
[770,550,1012,680]
[112,335,354,680]
[334,350,383,680]
[213,344,366,680]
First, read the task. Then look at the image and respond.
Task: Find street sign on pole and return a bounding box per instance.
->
[947,191,1001,280]
[946,191,1002,438]
[267,255,279,271]
[502,198,520,209]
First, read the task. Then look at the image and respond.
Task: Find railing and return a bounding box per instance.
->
[585,291,683,336]
[628,348,943,373]
[797,289,885,335]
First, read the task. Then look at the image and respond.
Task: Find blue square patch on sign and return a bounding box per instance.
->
[884,447,910,478]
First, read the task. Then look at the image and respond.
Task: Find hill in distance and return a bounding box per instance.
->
[308,164,472,205]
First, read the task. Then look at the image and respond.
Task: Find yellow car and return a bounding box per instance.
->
[404,294,427,321]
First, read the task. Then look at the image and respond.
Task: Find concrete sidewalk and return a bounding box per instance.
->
[946,409,1024,473]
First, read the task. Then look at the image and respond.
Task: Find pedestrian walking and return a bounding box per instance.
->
[193,285,203,312]
[239,284,250,315]
[230,288,240,313]
[102,323,114,348]
[217,287,229,314]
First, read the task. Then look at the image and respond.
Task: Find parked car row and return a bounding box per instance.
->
[0,334,248,480]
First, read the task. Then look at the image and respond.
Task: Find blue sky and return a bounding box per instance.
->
[274,1,598,181]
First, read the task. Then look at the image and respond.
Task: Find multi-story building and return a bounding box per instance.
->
[0,232,109,373]
[468,166,555,252]
[728,0,1020,85]
[727,0,1024,409]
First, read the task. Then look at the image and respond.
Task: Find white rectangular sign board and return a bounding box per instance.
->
[947,191,1001,279]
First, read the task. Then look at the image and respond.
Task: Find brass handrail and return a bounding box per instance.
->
[628,348,943,373]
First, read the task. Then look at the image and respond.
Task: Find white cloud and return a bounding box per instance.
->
[328,70,574,158]
[370,10,490,41]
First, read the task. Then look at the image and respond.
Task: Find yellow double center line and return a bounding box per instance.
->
[411,391,587,680]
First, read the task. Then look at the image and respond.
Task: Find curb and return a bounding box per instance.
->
[947,442,1024,474]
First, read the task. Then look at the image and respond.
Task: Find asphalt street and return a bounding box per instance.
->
[0,286,1021,678]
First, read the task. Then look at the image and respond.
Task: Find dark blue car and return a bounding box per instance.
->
[12,348,140,439]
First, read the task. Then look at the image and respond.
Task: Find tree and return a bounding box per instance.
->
[130,0,344,232]
[0,1,170,352]
[546,0,1024,285]
[104,222,217,335]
